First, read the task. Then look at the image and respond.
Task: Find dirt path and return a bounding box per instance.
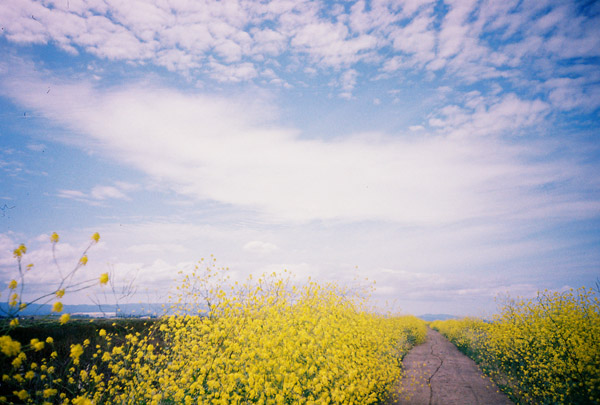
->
[389,328,513,405]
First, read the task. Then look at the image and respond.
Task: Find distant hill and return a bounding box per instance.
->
[0,302,170,318]
[418,313,458,322]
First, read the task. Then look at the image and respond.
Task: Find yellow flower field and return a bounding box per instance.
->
[1,259,426,404]
[432,286,600,404]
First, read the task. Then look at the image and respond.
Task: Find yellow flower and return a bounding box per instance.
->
[52,301,63,313]
[80,255,88,266]
[0,336,21,356]
[9,318,19,327]
[8,279,17,290]
[59,313,70,324]
[50,232,59,243]
[14,390,28,401]
[46,337,54,344]
[43,388,57,398]
[56,289,65,298]
[26,263,34,271]
[73,395,93,405]
[99,329,106,337]
[91,232,100,243]
[13,244,26,258]
[70,344,84,364]
[100,273,109,285]
[9,293,18,307]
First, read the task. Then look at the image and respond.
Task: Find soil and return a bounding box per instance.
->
[388,328,514,405]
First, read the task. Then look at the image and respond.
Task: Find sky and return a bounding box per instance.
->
[0,0,599,317]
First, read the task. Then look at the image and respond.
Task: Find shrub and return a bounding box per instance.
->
[1,257,426,404]
[432,287,600,404]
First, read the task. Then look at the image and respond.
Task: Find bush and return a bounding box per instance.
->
[1,257,426,404]
[432,287,600,404]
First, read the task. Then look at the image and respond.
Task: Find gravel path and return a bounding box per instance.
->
[389,328,513,405]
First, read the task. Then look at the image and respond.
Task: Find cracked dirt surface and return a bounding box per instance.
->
[389,328,513,405]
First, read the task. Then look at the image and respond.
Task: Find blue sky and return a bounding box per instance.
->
[1,0,599,316]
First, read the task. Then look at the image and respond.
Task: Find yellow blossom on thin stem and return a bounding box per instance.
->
[12,244,26,258]
[56,289,65,298]
[100,273,109,285]
[80,255,88,266]
[59,313,70,324]
[91,232,100,243]
[8,279,17,290]
[50,232,59,243]
[52,302,63,313]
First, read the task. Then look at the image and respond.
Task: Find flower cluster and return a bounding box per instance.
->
[1,232,108,322]
[1,259,426,404]
[432,287,600,404]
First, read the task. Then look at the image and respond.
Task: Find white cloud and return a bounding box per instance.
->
[389,9,436,66]
[208,60,258,82]
[91,186,128,200]
[243,241,278,255]
[127,243,188,254]
[546,77,600,112]
[1,66,596,228]
[430,93,550,138]
[57,183,132,205]
[0,0,598,109]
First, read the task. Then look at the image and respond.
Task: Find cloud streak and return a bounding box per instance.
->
[2,63,597,227]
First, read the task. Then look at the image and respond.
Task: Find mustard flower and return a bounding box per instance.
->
[13,244,26,258]
[52,301,63,313]
[100,273,109,285]
[43,388,57,398]
[8,279,17,290]
[0,336,21,357]
[70,344,84,365]
[91,232,100,243]
[50,232,59,243]
[59,313,70,324]
[14,390,28,401]
[73,395,93,405]
[80,255,88,266]
[56,289,65,298]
